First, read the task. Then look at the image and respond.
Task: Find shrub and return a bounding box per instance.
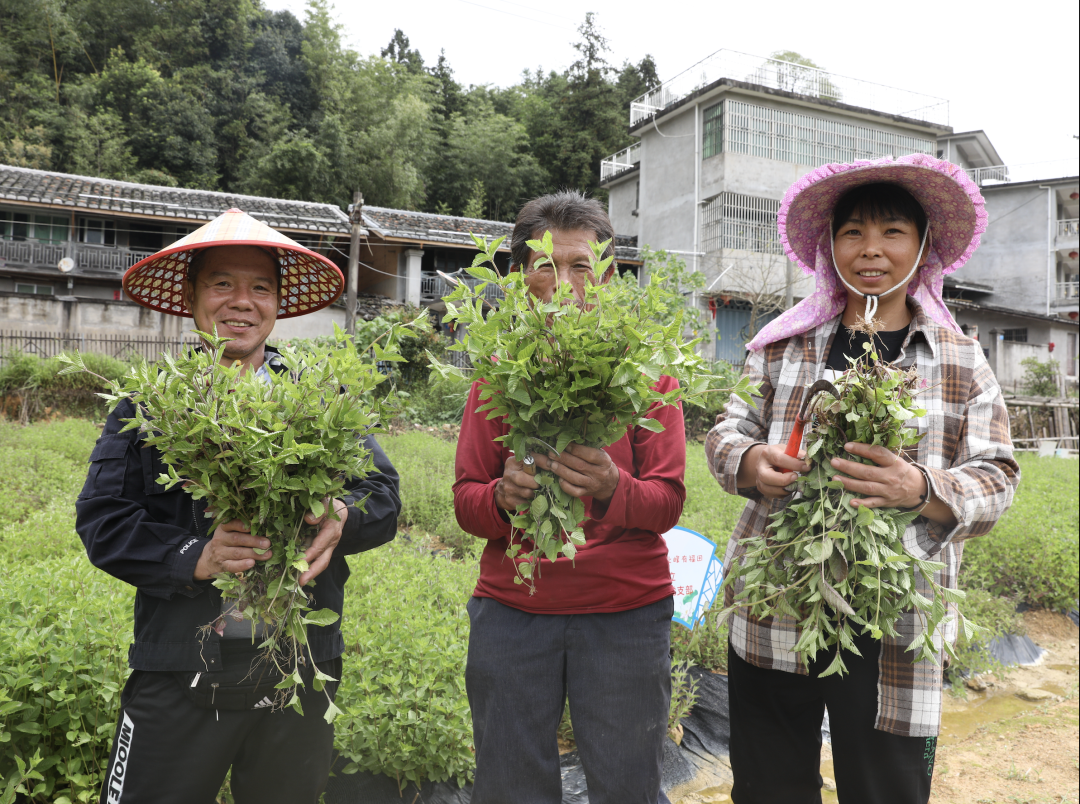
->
[379,431,476,557]
[671,604,730,672]
[946,588,1026,685]
[394,373,473,427]
[0,554,134,804]
[0,352,131,422]
[276,305,447,389]
[334,540,477,789]
[682,360,745,437]
[0,419,99,531]
[959,453,1079,611]
[0,503,84,564]
[1019,356,1060,397]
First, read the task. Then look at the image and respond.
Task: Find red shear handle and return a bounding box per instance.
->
[783,416,806,459]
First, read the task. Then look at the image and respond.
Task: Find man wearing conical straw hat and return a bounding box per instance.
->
[77,209,402,803]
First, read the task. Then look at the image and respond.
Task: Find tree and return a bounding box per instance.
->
[616,54,660,108]
[709,250,797,341]
[462,179,486,219]
[439,94,545,220]
[766,50,841,102]
[522,13,629,198]
[381,29,424,74]
[428,49,464,121]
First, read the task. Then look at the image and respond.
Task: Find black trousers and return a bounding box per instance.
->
[728,634,936,804]
[466,595,674,804]
[98,651,341,804]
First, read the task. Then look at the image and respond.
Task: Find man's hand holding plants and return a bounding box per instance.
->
[298,498,350,587]
[532,443,620,504]
[193,520,273,580]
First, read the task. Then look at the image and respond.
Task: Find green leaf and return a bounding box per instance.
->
[302,609,340,628]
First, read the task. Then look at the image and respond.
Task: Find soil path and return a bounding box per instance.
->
[925,610,1079,804]
[672,611,1079,804]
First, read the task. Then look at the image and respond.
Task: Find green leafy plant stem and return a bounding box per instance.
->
[721,341,985,676]
[429,232,758,593]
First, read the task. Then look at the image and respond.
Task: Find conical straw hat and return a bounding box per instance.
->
[123,208,345,318]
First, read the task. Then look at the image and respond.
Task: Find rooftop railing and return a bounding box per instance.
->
[965,160,1080,187]
[629,49,949,128]
[600,143,641,181]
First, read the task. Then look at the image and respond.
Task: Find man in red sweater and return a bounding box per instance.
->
[453,191,684,804]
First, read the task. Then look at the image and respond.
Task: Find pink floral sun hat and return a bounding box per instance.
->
[124,208,344,319]
[746,153,987,352]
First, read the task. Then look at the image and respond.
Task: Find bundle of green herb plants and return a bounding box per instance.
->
[721,332,981,676]
[431,232,756,593]
[60,323,407,720]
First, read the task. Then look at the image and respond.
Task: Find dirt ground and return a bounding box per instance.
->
[926,610,1079,804]
[672,611,1079,804]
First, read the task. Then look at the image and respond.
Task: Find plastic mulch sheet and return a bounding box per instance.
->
[987,633,1048,666]
[323,669,733,803]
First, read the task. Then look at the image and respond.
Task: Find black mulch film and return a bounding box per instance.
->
[326,621,1077,803]
[323,670,732,804]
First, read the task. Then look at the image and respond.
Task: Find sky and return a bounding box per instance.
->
[266,0,1080,169]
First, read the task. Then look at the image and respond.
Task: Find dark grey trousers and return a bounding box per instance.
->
[465,595,674,804]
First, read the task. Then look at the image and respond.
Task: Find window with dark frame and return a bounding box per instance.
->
[14,283,54,295]
[78,217,117,246]
[1001,328,1028,343]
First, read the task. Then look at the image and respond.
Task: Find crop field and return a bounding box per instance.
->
[0,418,1077,802]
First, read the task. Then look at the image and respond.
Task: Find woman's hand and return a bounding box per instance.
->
[738,444,809,499]
[829,442,925,509]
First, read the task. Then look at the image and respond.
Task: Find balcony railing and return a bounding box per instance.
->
[1056,281,1079,300]
[1057,219,1079,240]
[420,271,503,304]
[629,49,949,128]
[965,160,1080,187]
[600,143,641,181]
[0,239,154,274]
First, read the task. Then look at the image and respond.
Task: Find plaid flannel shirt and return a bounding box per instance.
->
[706,300,1020,737]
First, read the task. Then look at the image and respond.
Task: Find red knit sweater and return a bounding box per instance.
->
[452,377,685,614]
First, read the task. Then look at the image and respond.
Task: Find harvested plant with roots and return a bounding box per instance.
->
[61,324,408,719]
[430,232,757,593]
[721,325,983,676]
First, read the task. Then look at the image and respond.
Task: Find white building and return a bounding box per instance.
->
[602,49,1078,382]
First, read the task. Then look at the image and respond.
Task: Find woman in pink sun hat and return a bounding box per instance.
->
[705,154,1020,803]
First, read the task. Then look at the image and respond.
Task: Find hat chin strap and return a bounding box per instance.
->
[831,225,928,323]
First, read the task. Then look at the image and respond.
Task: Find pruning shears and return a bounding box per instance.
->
[782,379,841,459]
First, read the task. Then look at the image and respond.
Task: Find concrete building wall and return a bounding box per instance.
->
[700,152,811,201]
[607,173,639,240]
[268,306,347,342]
[636,110,699,257]
[0,293,167,335]
[951,304,1079,388]
[953,185,1051,315]
[0,290,377,346]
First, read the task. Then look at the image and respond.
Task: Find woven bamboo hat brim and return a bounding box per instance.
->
[123,208,344,318]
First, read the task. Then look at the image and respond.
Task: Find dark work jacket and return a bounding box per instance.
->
[75,351,400,672]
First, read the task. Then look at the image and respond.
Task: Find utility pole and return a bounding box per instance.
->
[346,190,364,336]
